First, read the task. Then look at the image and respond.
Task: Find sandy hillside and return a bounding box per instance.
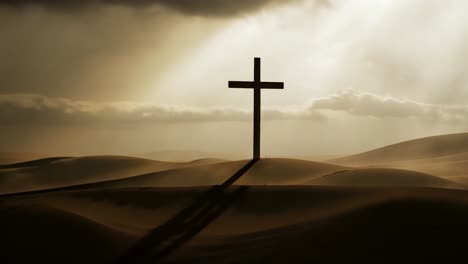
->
[136,150,241,162]
[0,156,222,195]
[0,152,50,165]
[332,133,468,164]
[168,186,468,264]
[3,186,468,263]
[331,133,468,183]
[306,168,463,189]
[1,157,463,195]
[3,147,468,263]
[70,158,466,190]
[6,157,456,190]
[93,159,348,188]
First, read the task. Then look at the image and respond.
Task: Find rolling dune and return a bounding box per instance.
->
[3,140,468,263]
[0,152,50,165]
[0,156,183,194]
[307,168,463,189]
[1,201,134,264]
[332,133,468,165]
[331,133,468,183]
[3,186,468,263]
[92,159,348,189]
[169,187,468,264]
[73,158,464,190]
[1,156,463,196]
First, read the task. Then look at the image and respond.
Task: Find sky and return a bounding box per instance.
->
[1,0,468,158]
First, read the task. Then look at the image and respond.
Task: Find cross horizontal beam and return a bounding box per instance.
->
[228,81,284,89]
[228,58,284,160]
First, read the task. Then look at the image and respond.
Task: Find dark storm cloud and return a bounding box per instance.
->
[0,0,306,16]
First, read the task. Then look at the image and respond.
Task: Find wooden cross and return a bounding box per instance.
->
[228,58,284,160]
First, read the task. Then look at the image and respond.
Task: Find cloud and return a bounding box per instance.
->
[310,89,468,121]
[1,91,467,126]
[0,0,306,17]
[0,94,325,125]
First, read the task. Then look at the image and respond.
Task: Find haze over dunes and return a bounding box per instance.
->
[3,133,468,263]
[0,152,51,165]
[332,133,468,165]
[332,133,468,184]
[2,155,464,196]
[0,155,225,195]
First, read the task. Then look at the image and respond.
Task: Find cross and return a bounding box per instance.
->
[228,57,284,160]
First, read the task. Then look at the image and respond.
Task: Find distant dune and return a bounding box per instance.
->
[332,133,468,165]
[99,158,463,190]
[0,156,184,194]
[4,186,468,263]
[95,160,248,188]
[0,157,72,169]
[330,133,468,184]
[238,158,348,185]
[0,152,50,165]
[3,134,468,263]
[308,168,462,189]
[2,156,464,195]
[84,158,348,188]
[135,150,242,162]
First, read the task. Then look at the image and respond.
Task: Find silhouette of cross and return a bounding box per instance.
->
[228,58,284,160]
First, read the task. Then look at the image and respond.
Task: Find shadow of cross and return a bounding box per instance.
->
[114,159,258,264]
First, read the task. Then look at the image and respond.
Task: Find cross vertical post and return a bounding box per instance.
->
[228,58,284,160]
[253,58,261,160]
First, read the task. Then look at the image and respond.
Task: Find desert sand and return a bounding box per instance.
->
[3,133,468,263]
[331,132,468,184]
[0,152,50,165]
[4,186,468,263]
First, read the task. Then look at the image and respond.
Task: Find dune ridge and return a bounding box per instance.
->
[332,132,468,165]
[307,168,463,189]
[330,133,468,183]
[1,202,134,264]
[4,186,468,263]
[0,155,183,194]
[2,156,464,196]
[99,158,462,190]
[3,133,468,263]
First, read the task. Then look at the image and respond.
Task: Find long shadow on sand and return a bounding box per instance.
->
[114,159,258,264]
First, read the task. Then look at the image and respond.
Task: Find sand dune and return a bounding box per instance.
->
[0,157,71,169]
[136,150,241,162]
[4,186,468,263]
[170,186,468,264]
[375,153,468,181]
[185,158,228,166]
[0,152,50,165]
[330,133,468,183]
[238,158,348,185]
[95,160,248,188]
[91,159,347,189]
[1,201,133,264]
[2,157,463,195]
[0,156,185,194]
[89,158,462,190]
[3,133,468,263]
[332,132,468,165]
[307,168,463,189]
